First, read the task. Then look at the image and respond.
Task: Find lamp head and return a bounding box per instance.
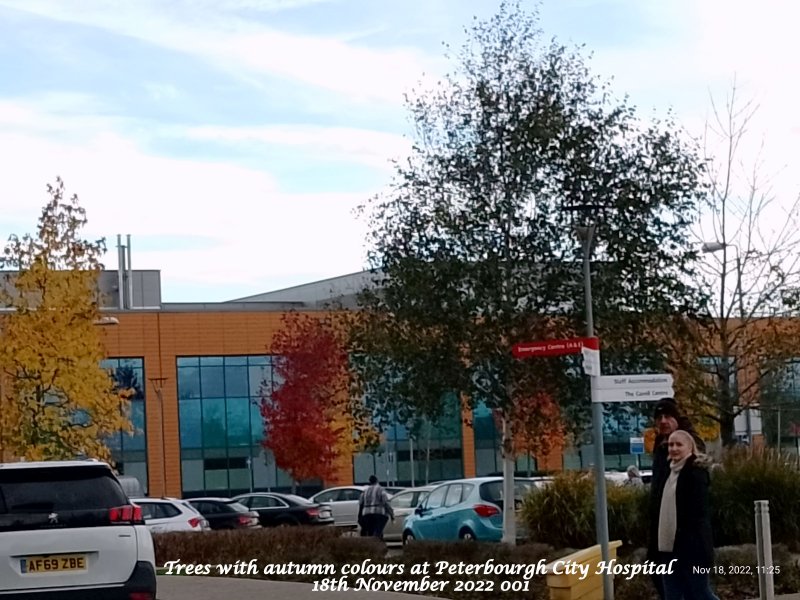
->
[701,241,726,253]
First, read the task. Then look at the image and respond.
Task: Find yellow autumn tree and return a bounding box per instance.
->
[0,178,131,462]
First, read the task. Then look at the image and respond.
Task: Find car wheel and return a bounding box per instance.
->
[402,531,415,546]
[459,528,476,541]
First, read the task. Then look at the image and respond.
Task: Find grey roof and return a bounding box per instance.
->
[226,269,382,309]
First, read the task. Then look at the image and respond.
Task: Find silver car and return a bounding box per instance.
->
[308,486,365,527]
[383,486,435,543]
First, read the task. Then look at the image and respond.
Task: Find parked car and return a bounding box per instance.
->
[402,477,539,544]
[0,460,156,599]
[383,487,407,496]
[383,486,435,543]
[233,492,334,527]
[307,486,365,527]
[186,498,260,530]
[134,497,209,533]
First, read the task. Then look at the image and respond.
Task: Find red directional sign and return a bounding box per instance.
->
[512,337,599,358]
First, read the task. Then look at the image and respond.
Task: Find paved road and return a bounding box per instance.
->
[156,576,445,600]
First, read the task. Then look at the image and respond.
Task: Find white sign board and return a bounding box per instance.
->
[594,386,674,403]
[596,374,673,389]
[581,347,601,377]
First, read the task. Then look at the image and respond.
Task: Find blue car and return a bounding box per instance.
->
[401,477,540,544]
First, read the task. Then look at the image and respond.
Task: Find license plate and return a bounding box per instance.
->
[21,554,87,574]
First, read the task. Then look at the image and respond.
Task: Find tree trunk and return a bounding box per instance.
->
[501,415,517,545]
[720,357,737,446]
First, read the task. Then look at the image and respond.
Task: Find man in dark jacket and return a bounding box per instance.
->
[647,397,706,599]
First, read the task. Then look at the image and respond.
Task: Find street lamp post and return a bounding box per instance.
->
[576,223,613,600]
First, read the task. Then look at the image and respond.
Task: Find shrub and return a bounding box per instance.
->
[710,447,800,549]
[521,472,649,549]
[521,472,595,548]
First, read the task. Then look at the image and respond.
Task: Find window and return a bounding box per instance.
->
[340,489,362,501]
[390,492,416,509]
[250,496,286,508]
[444,484,463,507]
[425,486,447,509]
[314,491,337,503]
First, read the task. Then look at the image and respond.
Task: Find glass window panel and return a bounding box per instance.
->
[229,468,250,492]
[177,357,199,367]
[249,365,270,397]
[124,462,148,496]
[201,366,224,397]
[276,468,294,488]
[204,469,228,490]
[119,358,143,370]
[125,401,146,451]
[178,367,201,399]
[202,398,226,448]
[179,399,202,448]
[226,398,250,447]
[248,355,268,366]
[224,356,247,366]
[225,366,249,397]
[250,401,264,444]
[106,433,122,452]
[200,356,224,366]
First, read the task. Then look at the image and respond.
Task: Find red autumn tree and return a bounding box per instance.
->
[261,313,344,488]
[494,391,564,476]
[260,312,378,489]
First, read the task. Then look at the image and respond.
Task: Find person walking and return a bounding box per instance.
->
[653,429,719,600]
[647,397,706,599]
[358,475,394,540]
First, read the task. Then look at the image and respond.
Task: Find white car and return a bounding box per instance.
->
[0,460,156,599]
[308,486,366,527]
[384,486,435,543]
[133,497,209,533]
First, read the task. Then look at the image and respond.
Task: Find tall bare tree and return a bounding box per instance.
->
[676,82,800,446]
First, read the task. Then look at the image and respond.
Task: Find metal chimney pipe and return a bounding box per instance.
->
[126,234,134,309]
[116,235,124,310]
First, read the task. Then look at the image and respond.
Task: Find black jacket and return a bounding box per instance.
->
[647,454,715,568]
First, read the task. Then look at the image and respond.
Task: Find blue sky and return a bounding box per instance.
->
[0,0,797,301]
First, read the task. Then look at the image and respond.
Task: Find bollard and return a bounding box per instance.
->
[754,500,775,600]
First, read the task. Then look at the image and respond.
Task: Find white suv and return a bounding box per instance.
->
[0,460,156,599]
[134,497,209,533]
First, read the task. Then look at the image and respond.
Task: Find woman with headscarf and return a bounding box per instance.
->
[652,429,719,600]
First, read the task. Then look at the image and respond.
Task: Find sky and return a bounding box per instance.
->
[0,0,798,302]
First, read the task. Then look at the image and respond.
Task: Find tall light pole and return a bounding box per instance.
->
[576,223,613,600]
[702,241,746,444]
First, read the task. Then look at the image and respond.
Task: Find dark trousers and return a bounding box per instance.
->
[359,513,389,539]
[656,552,719,600]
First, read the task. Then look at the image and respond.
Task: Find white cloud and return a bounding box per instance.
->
[0,0,443,105]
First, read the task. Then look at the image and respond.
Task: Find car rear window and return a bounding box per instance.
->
[0,466,128,531]
[479,480,536,504]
